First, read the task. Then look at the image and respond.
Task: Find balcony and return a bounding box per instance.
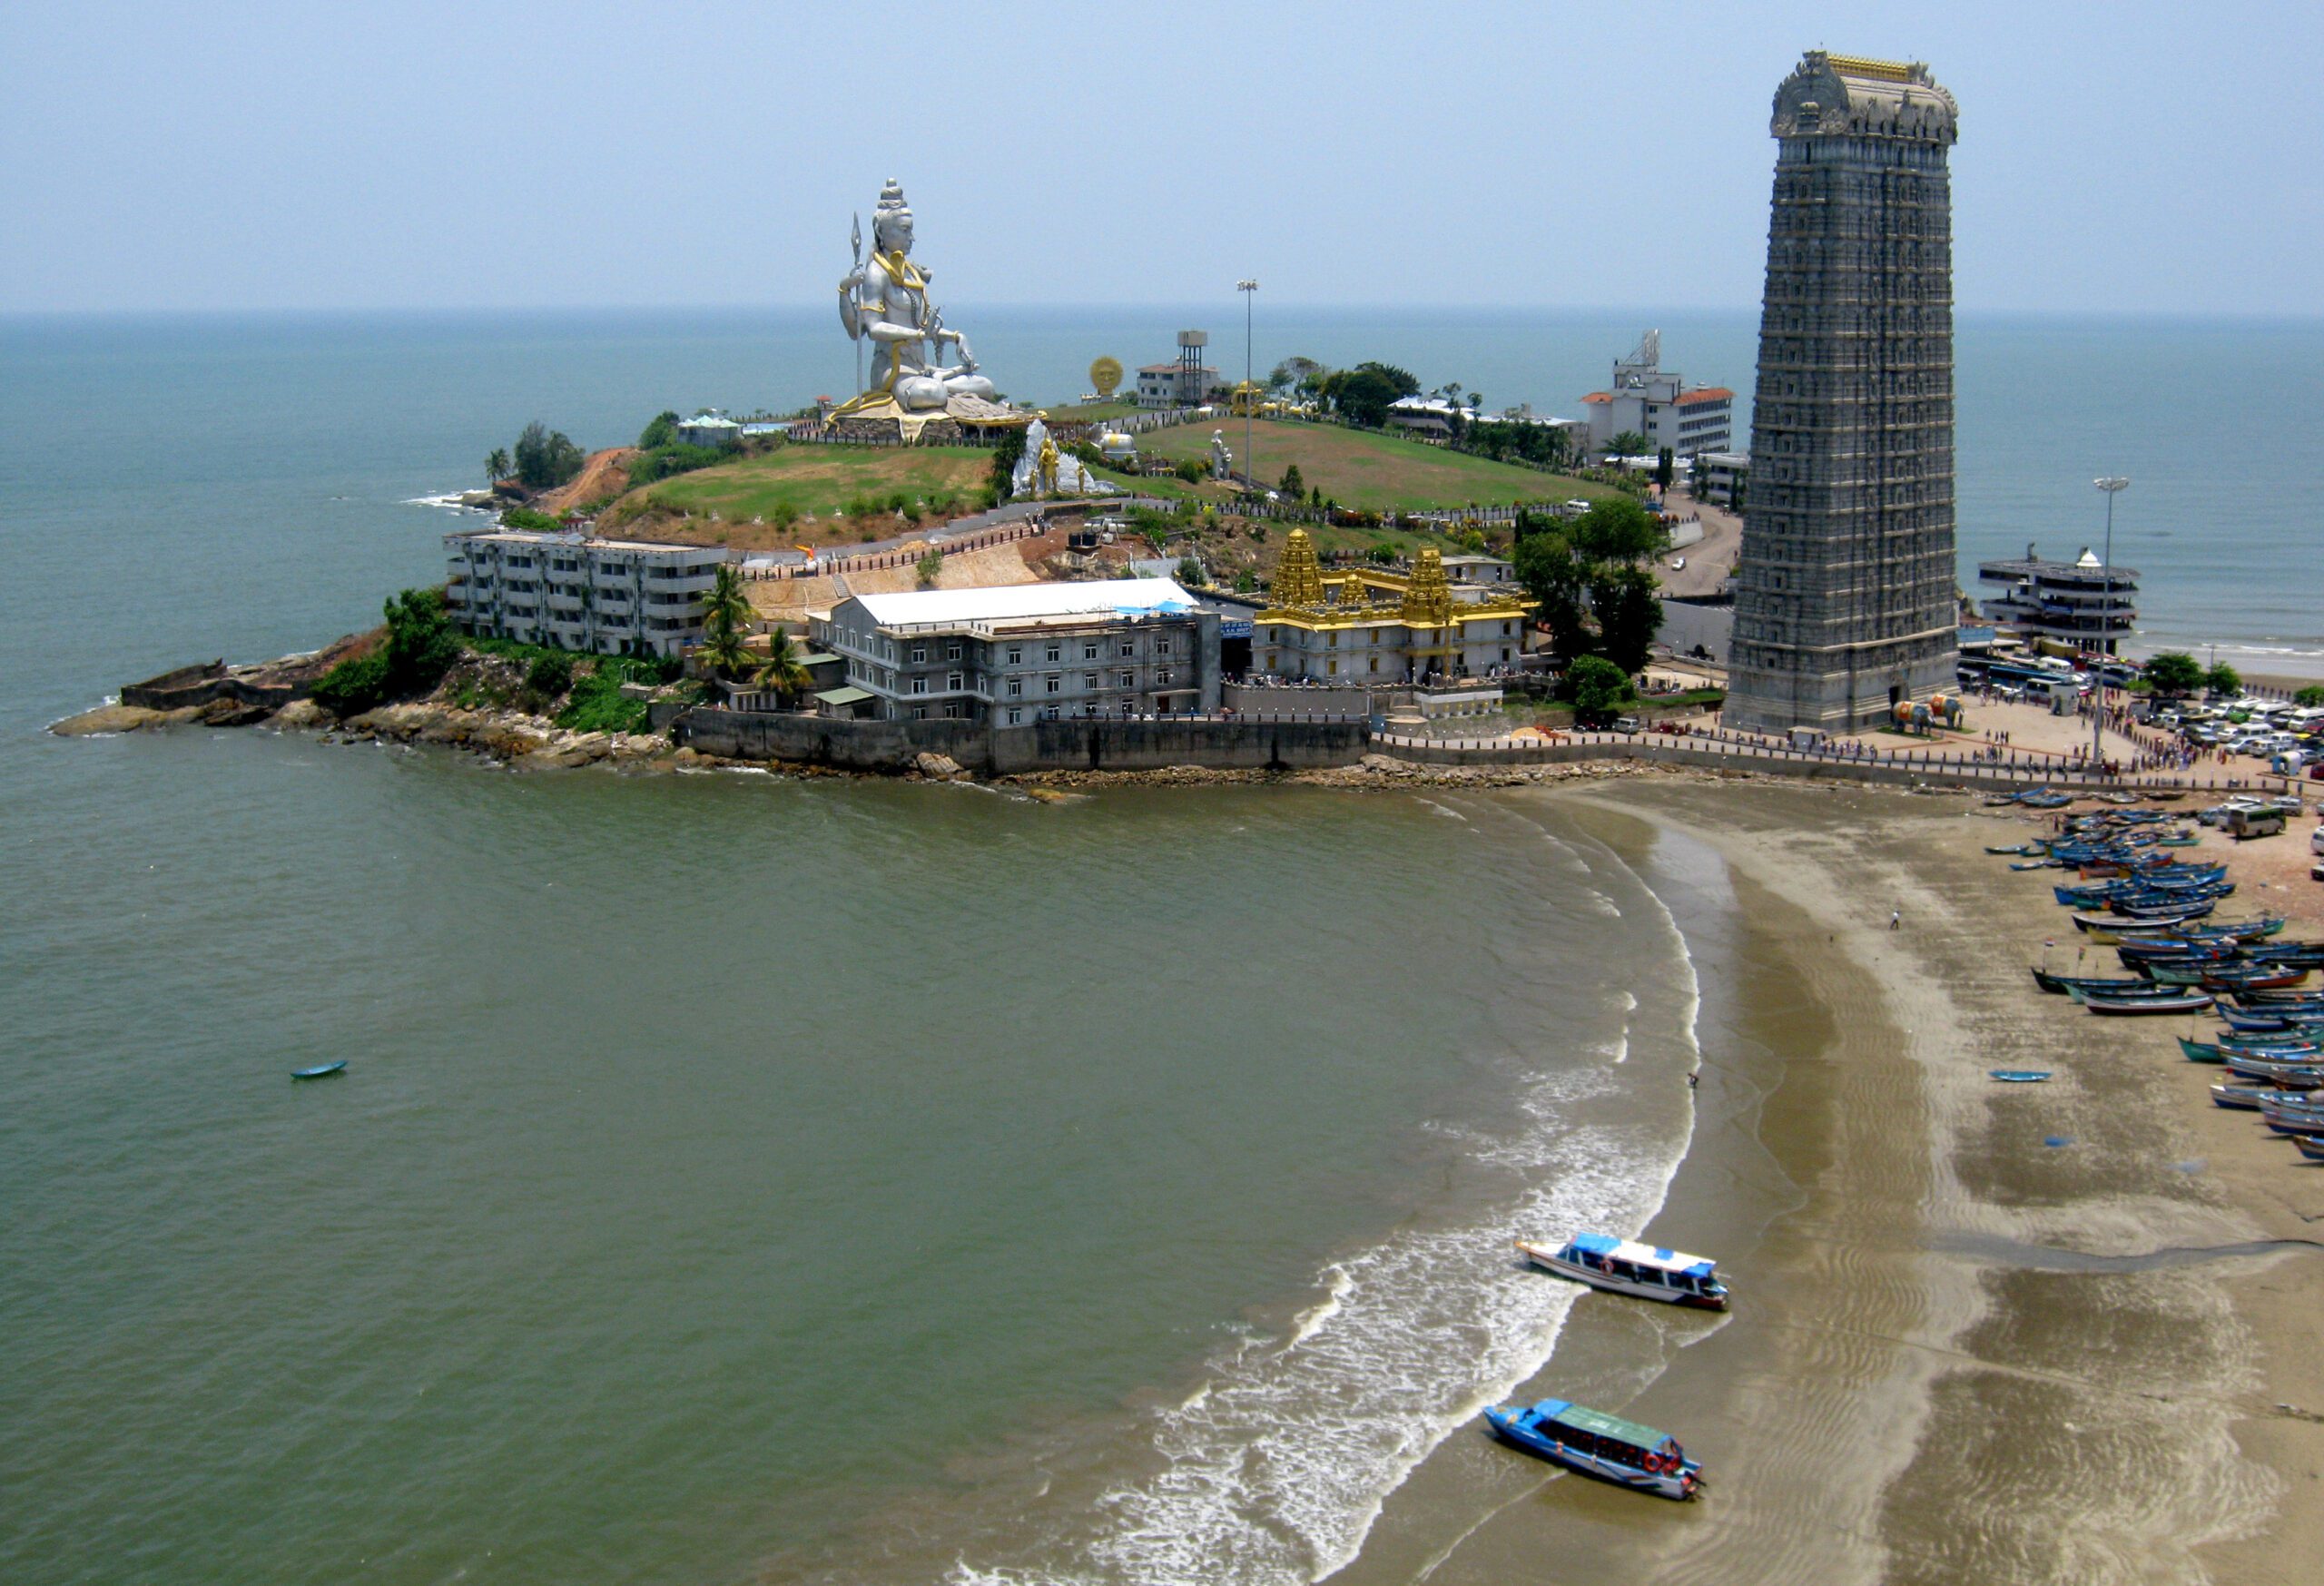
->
[644,570,720,596]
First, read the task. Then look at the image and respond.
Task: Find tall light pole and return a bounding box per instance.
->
[2093,477,2130,773]
[1237,279,1258,490]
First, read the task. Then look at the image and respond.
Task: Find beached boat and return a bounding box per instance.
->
[1989,1070,2053,1082]
[1482,1399,1705,1499]
[2259,1104,2324,1136]
[2030,968,2152,997]
[2222,1055,2324,1086]
[2211,1084,2311,1110]
[291,1061,346,1080]
[2065,981,2201,1005]
[2293,1135,2324,1163]
[1515,1235,1728,1311]
[2083,991,2214,1015]
[2181,1035,2319,1063]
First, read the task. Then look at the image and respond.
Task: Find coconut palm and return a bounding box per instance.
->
[752,630,812,703]
[699,565,753,637]
[486,448,511,486]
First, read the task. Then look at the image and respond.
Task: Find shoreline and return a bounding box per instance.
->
[1337,779,2323,1584]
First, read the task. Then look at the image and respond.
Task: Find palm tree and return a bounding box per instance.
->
[694,564,756,687]
[696,625,753,687]
[752,630,812,703]
[485,448,511,486]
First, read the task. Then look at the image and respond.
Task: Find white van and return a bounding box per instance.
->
[2311,824,2324,857]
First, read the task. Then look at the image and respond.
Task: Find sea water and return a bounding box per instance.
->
[0,309,2309,1584]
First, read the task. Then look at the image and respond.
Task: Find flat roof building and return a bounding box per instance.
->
[1976,545,2139,654]
[809,579,1221,724]
[446,529,727,657]
[1579,330,1734,458]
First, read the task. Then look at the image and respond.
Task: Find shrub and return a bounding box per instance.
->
[312,649,389,716]
[1562,655,1636,725]
[513,421,586,488]
[638,410,679,449]
[525,654,574,699]
[2296,685,2324,708]
[915,548,945,588]
[500,507,561,532]
[554,665,651,735]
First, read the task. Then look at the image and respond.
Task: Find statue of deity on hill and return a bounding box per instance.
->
[834,178,997,416]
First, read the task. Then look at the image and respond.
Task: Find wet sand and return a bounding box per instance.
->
[1339,779,2324,1584]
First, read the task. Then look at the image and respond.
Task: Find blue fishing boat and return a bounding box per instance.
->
[2084,990,2213,1015]
[1989,1070,2052,1082]
[2211,1084,2311,1110]
[291,1061,346,1080]
[1482,1399,1704,1500]
[2294,1135,2324,1163]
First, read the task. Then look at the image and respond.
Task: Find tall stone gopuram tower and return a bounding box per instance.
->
[1726,53,1961,734]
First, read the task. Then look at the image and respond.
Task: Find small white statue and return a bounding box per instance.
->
[1208,429,1234,480]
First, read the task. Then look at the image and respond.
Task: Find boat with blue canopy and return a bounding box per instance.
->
[1482,1398,1705,1499]
[1515,1233,1728,1311]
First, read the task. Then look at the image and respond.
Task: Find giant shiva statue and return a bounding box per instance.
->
[833,178,998,418]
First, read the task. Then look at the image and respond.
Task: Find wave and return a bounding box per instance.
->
[403,491,492,514]
[950,827,1706,1586]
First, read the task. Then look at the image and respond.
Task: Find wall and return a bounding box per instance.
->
[674,708,1367,773]
[1659,597,1735,663]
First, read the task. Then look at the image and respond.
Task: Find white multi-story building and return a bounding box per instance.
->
[1579,330,1734,458]
[810,580,1221,724]
[445,530,727,657]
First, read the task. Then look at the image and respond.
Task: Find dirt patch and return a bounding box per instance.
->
[543,448,638,514]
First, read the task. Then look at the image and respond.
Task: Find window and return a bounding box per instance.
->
[1156,636,1173,655]
[1042,704,1060,721]
[947,671,963,691]
[1007,707,1022,724]
[1119,640,1135,657]
[946,642,960,661]
[1118,670,1134,689]
[1157,670,1172,686]
[942,702,963,719]
[1084,641,1099,660]
[911,704,928,720]
[1328,659,1338,675]
[1006,645,1022,665]
[1045,643,1061,662]
[1045,674,1061,694]
[910,676,927,695]
[910,645,926,664]
[1084,672,1098,690]
[1007,676,1023,697]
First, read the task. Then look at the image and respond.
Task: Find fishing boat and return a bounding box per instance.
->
[1515,1234,1728,1311]
[291,1061,346,1080]
[1987,843,2043,856]
[2181,1035,2319,1064]
[2222,1055,2324,1086]
[2083,990,2213,1015]
[1482,1399,1705,1500]
[1989,1070,2053,1082]
[2293,1135,2324,1163]
[2065,981,2201,1005]
[2211,1084,2311,1110]
[2030,968,2153,997]
[2258,1103,2324,1136]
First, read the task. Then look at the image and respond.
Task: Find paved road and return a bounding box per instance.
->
[1658,488,1740,596]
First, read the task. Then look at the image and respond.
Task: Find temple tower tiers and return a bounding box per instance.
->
[1725,52,1962,734]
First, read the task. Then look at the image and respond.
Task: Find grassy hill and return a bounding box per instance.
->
[600,444,994,548]
[1132,418,1624,515]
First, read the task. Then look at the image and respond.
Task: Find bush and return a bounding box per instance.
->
[638,410,679,449]
[2296,685,2324,708]
[1562,655,1636,726]
[1176,556,1205,586]
[525,654,574,699]
[312,649,389,716]
[2142,651,2202,694]
[499,507,561,532]
[554,666,651,735]
[625,443,725,488]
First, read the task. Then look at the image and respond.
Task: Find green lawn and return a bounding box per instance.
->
[637,444,992,527]
[1132,419,1624,515]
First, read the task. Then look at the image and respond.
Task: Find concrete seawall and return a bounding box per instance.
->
[673,709,1368,774]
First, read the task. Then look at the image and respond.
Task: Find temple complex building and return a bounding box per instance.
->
[1724,52,1962,734]
[1253,533,1531,684]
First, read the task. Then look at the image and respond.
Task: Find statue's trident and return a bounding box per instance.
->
[849,212,864,398]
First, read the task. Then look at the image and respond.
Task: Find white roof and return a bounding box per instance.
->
[851,578,1196,626]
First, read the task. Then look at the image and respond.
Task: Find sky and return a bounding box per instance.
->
[3,0,2318,317]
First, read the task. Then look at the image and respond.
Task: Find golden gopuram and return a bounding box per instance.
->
[1252,532,1531,685]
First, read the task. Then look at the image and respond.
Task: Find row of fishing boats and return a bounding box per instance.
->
[2003,806,2324,1167]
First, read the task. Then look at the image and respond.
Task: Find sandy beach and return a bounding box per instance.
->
[1338,778,2324,1584]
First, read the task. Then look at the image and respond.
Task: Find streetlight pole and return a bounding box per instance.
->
[2093,477,2129,773]
[1237,279,1258,491]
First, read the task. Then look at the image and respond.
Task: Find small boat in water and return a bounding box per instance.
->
[1483,1398,1705,1499]
[291,1061,347,1081]
[1516,1234,1729,1310]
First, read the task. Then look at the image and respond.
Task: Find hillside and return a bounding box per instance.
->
[1130,418,1625,515]
[599,443,994,550]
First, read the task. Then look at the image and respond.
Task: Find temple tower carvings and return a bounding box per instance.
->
[1725,52,1961,734]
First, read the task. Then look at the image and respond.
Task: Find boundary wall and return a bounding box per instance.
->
[674,707,1366,774]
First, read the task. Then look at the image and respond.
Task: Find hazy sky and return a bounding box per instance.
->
[5,0,2317,316]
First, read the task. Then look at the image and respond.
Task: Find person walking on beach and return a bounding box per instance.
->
[1890,909,1901,931]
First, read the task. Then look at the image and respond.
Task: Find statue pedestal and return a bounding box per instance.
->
[823,391,1034,444]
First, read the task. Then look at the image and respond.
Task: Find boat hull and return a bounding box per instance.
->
[1482,1408,1703,1500]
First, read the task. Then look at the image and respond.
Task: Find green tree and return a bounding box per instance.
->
[312,586,462,716]
[638,410,679,449]
[1655,448,1676,491]
[1513,531,1593,660]
[751,630,812,703]
[1319,363,1413,428]
[1606,429,1650,458]
[1571,497,1665,563]
[915,548,945,588]
[1563,655,1635,726]
[485,448,511,486]
[990,429,1029,497]
[2295,684,2324,708]
[1176,555,1206,586]
[695,564,754,686]
[1277,464,1304,498]
[2142,652,2203,694]
[1233,568,1258,593]
[513,421,586,488]
[2204,662,2242,696]
[1591,563,1664,675]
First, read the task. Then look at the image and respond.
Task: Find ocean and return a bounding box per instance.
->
[0,308,2313,1584]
